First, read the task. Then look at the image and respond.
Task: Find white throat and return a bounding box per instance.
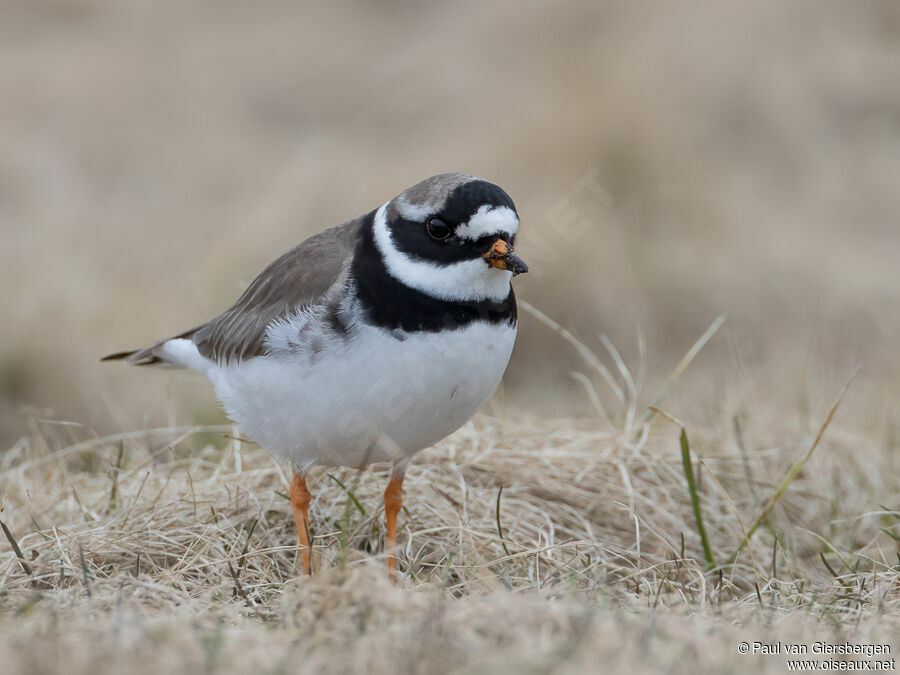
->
[372,203,512,303]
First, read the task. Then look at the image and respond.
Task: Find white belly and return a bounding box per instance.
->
[206,322,516,468]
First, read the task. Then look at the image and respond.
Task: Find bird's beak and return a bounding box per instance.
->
[482,239,528,276]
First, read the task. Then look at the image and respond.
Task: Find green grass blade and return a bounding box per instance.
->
[327,473,366,515]
[881,528,900,542]
[495,486,512,557]
[679,428,717,570]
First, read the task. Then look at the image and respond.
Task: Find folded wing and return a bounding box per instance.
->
[102,219,362,368]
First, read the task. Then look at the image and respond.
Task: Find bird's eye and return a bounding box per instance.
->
[426,217,452,240]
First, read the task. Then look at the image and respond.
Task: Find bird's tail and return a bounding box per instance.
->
[101,326,206,370]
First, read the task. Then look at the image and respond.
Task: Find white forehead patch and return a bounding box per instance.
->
[454,205,519,242]
[372,203,512,303]
[394,195,433,222]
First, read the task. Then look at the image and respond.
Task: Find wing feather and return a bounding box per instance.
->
[193,218,362,363]
[103,218,362,367]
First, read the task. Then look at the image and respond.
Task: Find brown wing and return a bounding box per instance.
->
[192,218,362,363]
[104,218,363,367]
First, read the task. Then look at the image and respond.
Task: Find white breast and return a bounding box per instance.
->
[205,321,517,469]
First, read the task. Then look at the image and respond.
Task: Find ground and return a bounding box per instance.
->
[2,387,898,673]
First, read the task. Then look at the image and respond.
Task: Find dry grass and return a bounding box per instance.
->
[2,378,898,672]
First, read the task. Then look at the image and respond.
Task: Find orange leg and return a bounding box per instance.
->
[383,474,404,579]
[290,472,313,574]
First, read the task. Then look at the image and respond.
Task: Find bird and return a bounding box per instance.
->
[103,173,527,577]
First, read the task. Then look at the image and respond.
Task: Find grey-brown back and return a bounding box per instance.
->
[192,218,362,363]
[103,218,363,367]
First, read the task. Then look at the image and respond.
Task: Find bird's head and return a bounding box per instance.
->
[373,173,527,303]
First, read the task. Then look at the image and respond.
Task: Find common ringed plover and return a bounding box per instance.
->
[103,173,527,576]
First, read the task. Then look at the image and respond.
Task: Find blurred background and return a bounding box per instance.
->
[2,0,899,446]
